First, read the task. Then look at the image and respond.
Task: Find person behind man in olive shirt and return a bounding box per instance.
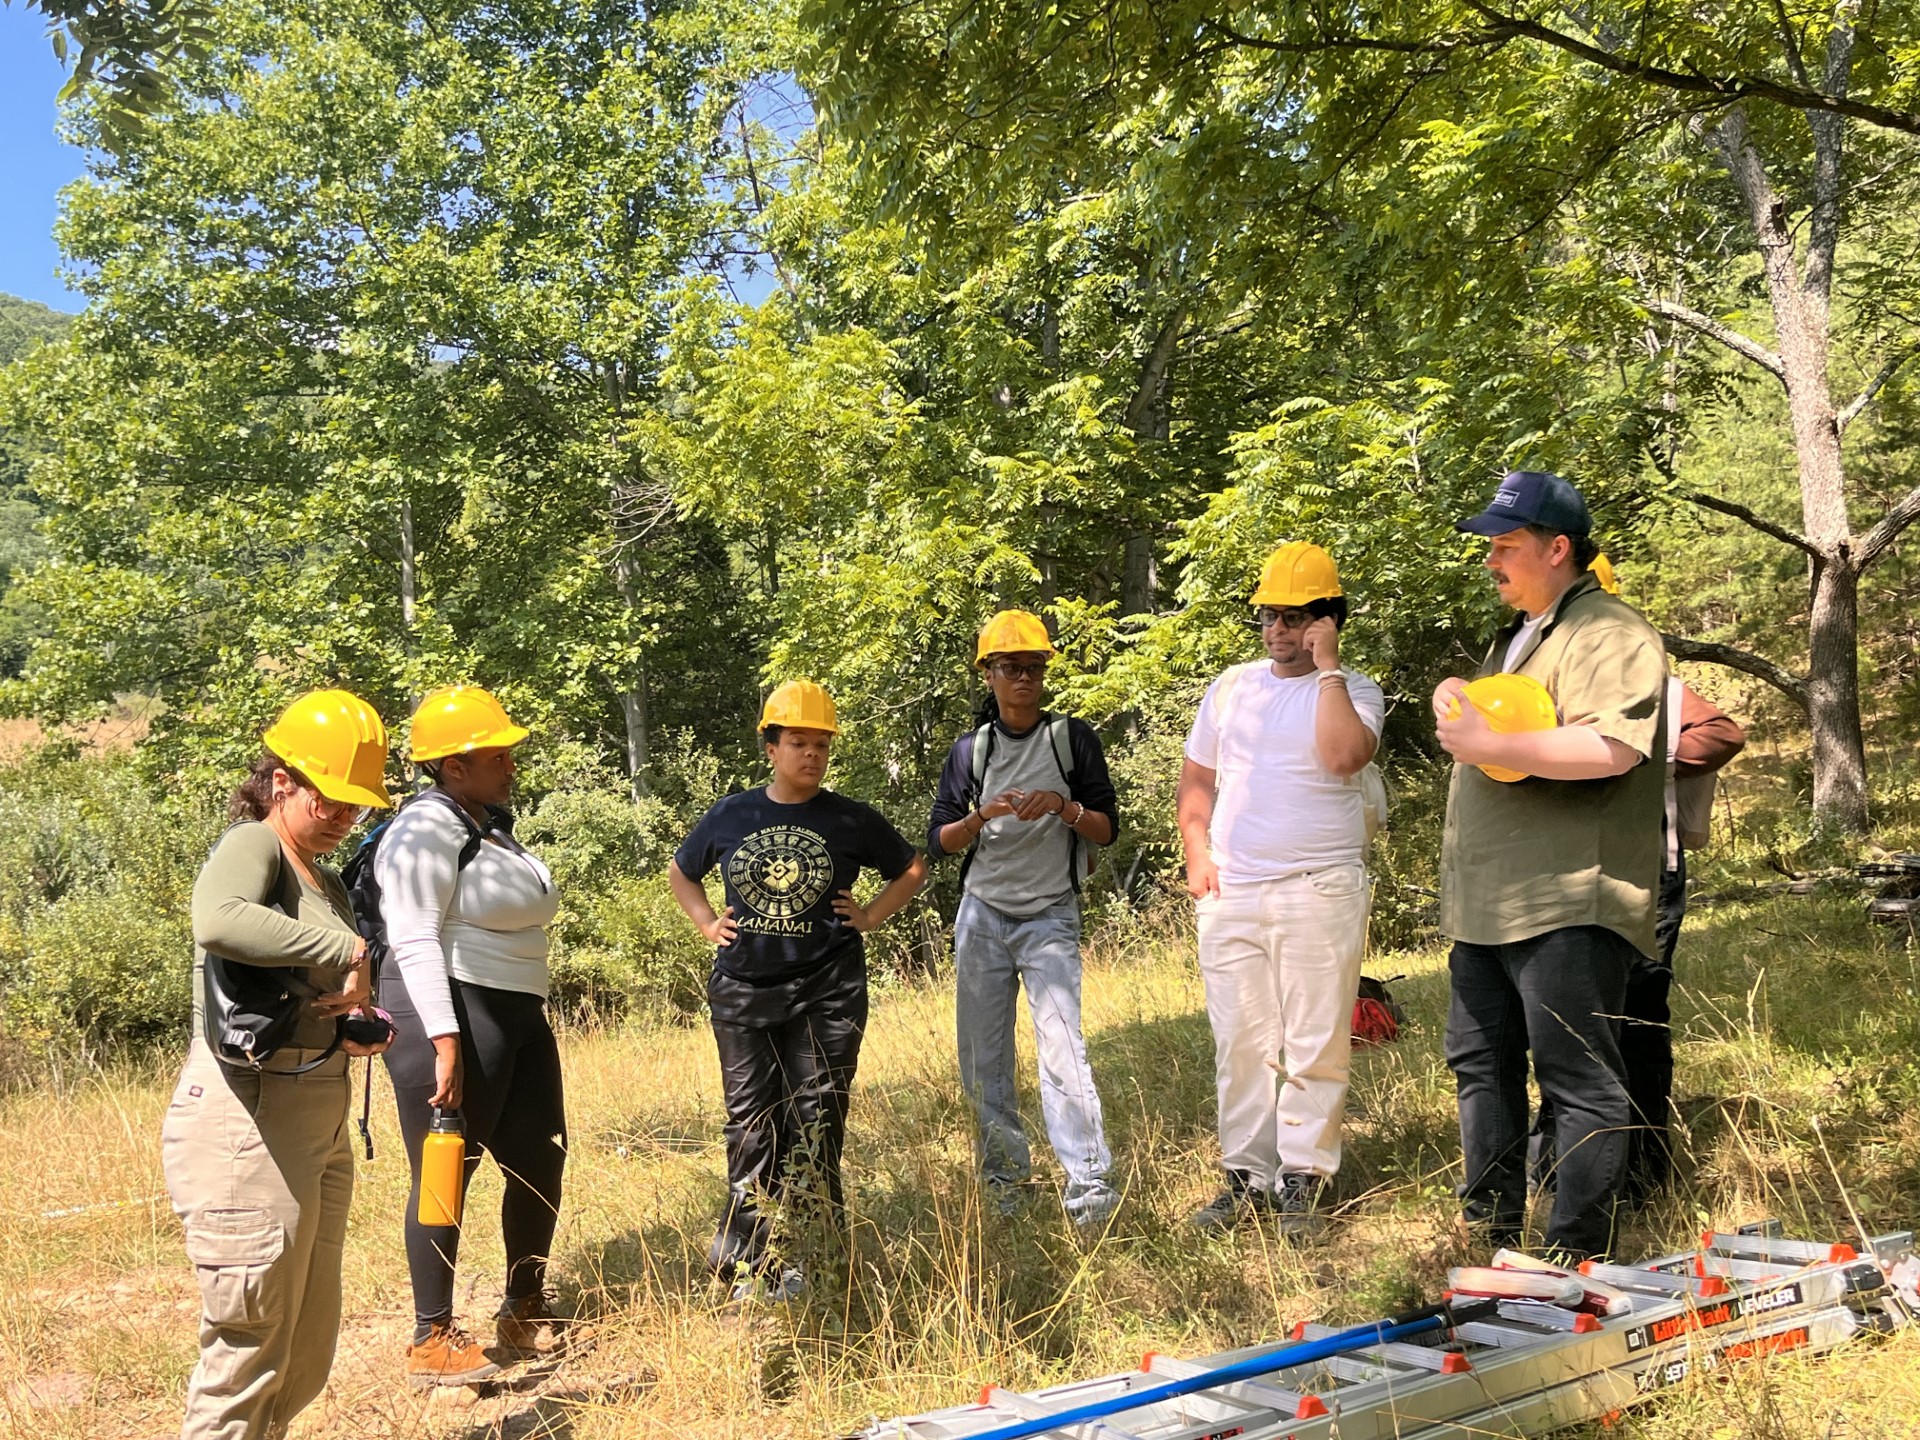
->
[1433,471,1666,1261]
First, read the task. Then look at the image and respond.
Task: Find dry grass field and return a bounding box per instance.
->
[4,893,1919,1439]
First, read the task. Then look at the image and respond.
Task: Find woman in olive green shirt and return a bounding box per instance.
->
[161,690,394,1440]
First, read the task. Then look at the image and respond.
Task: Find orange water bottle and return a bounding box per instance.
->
[418,1107,465,1227]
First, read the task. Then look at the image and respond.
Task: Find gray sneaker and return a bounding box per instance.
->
[1071,1190,1122,1232]
[1273,1171,1328,1238]
[1189,1178,1273,1233]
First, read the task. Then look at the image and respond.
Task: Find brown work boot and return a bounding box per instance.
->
[495,1292,585,1358]
[405,1320,502,1390]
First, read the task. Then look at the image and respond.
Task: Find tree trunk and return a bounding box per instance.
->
[398,498,417,633]
[1710,104,1872,832]
[1122,532,1156,615]
[612,548,650,799]
[620,657,650,801]
[1806,556,1869,832]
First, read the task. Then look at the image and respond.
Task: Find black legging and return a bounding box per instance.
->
[380,957,567,1334]
[707,950,867,1277]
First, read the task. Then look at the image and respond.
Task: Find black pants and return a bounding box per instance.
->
[381,958,568,1331]
[707,949,868,1278]
[1533,855,1686,1200]
[1447,926,1633,1259]
[1622,853,1687,1194]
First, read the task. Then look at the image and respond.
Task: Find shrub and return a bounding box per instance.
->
[520,732,743,1024]
[0,744,216,1075]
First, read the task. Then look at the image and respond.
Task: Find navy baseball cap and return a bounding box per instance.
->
[1455,471,1592,537]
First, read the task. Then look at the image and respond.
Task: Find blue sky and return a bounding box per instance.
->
[0,8,87,312]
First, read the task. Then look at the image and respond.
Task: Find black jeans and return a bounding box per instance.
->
[1447,925,1633,1259]
[1622,853,1688,1194]
[707,948,868,1278]
[1532,854,1686,1200]
[381,959,568,1333]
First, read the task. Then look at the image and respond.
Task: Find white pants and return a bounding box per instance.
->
[1196,865,1370,1183]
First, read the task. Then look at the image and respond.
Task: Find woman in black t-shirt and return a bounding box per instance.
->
[669,680,927,1299]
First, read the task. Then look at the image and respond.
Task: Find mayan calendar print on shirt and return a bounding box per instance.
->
[675,788,916,982]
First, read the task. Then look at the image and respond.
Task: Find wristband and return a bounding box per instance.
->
[1317,669,1347,685]
[1062,801,1085,827]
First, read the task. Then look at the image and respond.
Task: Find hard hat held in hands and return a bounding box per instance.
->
[759,679,840,735]
[975,610,1056,666]
[1252,541,1342,607]
[263,689,397,808]
[1446,673,1558,783]
[408,685,530,762]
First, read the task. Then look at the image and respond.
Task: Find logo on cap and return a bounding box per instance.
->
[1492,489,1518,508]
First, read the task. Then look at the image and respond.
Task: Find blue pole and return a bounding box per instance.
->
[957,1299,1498,1440]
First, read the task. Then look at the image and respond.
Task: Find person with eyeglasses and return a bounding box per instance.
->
[373,685,571,1387]
[162,689,396,1440]
[1177,543,1384,1237]
[926,610,1123,1230]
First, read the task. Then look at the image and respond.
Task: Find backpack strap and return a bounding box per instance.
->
[957,723,996,889]
[964,721,996,810]
[1044,713,1087,893]
[418,787,488,867]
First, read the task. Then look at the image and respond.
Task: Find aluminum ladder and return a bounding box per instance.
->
[854,1224,1918,1440]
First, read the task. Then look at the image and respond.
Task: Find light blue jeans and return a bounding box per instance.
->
[954,893,1117,1220]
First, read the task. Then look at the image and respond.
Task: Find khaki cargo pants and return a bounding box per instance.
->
[162,1038,353,1440]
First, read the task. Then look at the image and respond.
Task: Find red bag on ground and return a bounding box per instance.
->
[1351,975,1404,1046]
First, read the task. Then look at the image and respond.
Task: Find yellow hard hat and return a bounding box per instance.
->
[408,685,530,762]
[1446,673,1559,783]
[975,609,1056,665]
[1252,541,1342,607]
[1589,553,1621,595]
[262,689,396,809]
[759,679,839,735]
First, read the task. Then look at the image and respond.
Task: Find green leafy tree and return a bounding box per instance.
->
[0,0,785,783]
[803,0,1920,832]
[5,0,213,136]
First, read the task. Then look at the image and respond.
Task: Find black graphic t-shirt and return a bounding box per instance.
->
[674,787,917,983]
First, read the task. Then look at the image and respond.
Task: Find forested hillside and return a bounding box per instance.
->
[0,0,1917,1063]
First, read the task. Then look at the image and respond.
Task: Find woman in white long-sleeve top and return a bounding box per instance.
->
[374,685,569,1389]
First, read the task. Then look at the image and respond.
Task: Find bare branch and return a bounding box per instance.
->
[1663,633,1809,707]
[1122,309,1188,436]
[1802,0,1859,308]
[1856,482,1920,571]
[1642,297,1786,383]
[1453,1,1920,137]
[1836,343,1920,434]
[1768,0,1812,89]
[1681,490,1820,557]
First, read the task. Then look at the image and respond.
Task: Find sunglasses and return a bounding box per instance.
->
[1250,606,1314,630]
[990,660,1049,681]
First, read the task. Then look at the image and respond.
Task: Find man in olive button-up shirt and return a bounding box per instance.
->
[1434,471,1667,1262]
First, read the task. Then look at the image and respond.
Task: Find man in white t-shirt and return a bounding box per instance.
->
[1177,542,1385,1235]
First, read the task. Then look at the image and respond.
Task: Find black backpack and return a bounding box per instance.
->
[961,712,1090,893]
[340,788,495,973]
